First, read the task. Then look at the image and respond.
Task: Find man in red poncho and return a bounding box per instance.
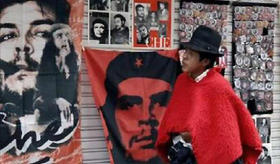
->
[156,25,262,164]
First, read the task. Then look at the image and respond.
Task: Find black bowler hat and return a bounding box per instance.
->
[181,25,223,57]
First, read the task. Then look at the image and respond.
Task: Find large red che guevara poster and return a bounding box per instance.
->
[83,48,179,163]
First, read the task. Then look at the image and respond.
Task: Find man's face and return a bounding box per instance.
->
[53,27,71,55]
[93,23,105,38]
[139,26,148,38]
[114,17,123,30]
[262,119,266,125]
[136,6,145,18]
[115,78,171,161]
[159,3,165,10]
[179,49,205,74]
[0,1,55,71]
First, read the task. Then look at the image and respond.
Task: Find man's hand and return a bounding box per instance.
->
[56,98,74,129]
[180,131,192,143]
[0,112,6,123]
[5,70,37,95]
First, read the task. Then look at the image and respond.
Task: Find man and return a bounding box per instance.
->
[135,4,147,26]
[0,0,78,155]
[111,14,129,44]
[101,52,178,163]
[137,24,150,44]
[156,26,262,164]
[157,2,168,20]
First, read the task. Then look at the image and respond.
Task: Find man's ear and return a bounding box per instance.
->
[202,58,210,67]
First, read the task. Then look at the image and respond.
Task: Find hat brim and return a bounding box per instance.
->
[181,42,224,57]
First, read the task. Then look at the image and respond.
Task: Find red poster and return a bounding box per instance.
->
[133,0,172,49]
[0,0,83,163]
[83,49,179,163]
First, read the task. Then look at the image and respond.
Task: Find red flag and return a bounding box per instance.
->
[83,49,179,163]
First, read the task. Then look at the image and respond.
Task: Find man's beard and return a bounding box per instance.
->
[0,56,40,95]
[5,70,38,95]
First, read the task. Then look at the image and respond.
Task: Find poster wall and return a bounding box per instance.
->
[133,0,172,49]
[83,49,178,163]
[88,0,132,48]
[178,1,229,68]
[0,0,83,163]
[232,3,276,115]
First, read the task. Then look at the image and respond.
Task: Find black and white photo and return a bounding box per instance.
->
[111,0,129,12]
[89,12,109,44]
[157,1,168,20]
[137,24,150,44]
[110,13,129,44]
[257,117,271,143]
[148,11,159,29]
[134,3,149,27]
[0,0,80,156]
[90,0,109,10]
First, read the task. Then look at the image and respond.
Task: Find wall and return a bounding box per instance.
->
[81,0,280,163]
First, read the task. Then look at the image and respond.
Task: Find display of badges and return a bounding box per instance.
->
[179,2,228,44]
[232,4,276,114]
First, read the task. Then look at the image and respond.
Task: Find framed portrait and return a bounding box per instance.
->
[89,12,110,45]
[256,117,271,143]
[133,0,172,49]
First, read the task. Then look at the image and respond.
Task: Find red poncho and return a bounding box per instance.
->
[156,68,262,164]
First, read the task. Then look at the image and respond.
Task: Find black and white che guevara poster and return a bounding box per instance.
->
[0,0,83,163]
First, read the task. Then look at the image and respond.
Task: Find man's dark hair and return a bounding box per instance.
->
[91,18,108,41]
[135,4,144,11]
[114,14,126,23]
[0,0,70,24]
[198,52,217,69]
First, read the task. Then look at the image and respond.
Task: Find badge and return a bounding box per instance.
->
[257,82,265,90]
[265,71,274,81]
[257,91,265,100]
[250,70,258,81]
[234,78,241,89]
[265,101,273,111]
[235,55,243,66]
[250,82,258,90]
[266,59,274,70]
[243,56,251,67]
[241,79,250,90]
[241,91,249,101]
